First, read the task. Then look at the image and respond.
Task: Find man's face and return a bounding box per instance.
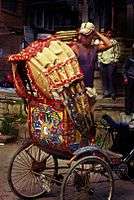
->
[79,32,94,46]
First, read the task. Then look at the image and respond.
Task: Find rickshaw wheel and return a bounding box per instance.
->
[8,141,58,199]
[61,156,114,200]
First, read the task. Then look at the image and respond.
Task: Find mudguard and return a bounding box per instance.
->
[72,145,111,164]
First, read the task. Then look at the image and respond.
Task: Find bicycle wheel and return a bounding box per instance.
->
[8,141,58,199]
[61,156,114,200]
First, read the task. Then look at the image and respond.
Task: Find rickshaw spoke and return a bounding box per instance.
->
[61,156,114,200]
[8,143,58,199]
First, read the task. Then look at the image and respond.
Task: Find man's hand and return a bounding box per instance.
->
[95,31,112,51]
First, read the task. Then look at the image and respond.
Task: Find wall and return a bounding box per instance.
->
[0,0,24,82]
[0,90,27,138]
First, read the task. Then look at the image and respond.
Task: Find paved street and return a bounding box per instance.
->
[0,143,134,200]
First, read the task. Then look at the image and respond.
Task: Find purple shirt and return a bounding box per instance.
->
[78,45,97,87]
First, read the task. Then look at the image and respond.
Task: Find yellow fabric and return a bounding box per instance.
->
[27,40,81,97]
[42,47,58,65]
[35,52,51,67]
[27,61,51,97]
[58,41,76,58]
[49,41,63,55]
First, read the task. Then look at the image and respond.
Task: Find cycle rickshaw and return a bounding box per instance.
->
[7,36,134,200]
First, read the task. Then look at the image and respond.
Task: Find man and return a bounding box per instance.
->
[71,22,112,90]
[98,30,120,100]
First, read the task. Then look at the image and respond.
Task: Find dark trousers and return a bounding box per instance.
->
[125,77,134,114]
[100,63,116,95]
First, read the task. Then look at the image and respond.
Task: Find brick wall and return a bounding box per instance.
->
[0,0,24,81]
[0,33,23,81]
[0,0,24,29]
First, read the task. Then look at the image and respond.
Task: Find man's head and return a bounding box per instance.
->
[79,22,95,35]
[78,22,95,45]
[105,29,113,38]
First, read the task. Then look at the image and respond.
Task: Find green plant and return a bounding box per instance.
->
[0,113,27,136]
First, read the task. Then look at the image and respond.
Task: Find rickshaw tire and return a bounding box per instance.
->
[8,141,58,199]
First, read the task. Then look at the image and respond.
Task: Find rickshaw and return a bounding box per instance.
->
[7,35,128,200]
